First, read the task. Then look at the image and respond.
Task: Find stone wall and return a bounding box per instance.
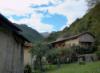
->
[65,38,79,48]
[78,54,98,62]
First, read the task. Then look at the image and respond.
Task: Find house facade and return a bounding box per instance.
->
[0,14,30,73]
[51,32,95,49]
[50,32,97,62]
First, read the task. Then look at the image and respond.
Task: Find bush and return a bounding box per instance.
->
[74,46,95,54]
[24,64,32,73]
[97,45,100,50]
[79,60,85,65]
[46,47,76,64]
[96,51,100,60]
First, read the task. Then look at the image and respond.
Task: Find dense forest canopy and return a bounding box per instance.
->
[16,24,44,43]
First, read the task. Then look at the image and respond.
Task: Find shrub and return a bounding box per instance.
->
[74,46,95,54]
[24,64,32,73]
[46,47,76,64]
[96,51,100,60]
[79,61,85,65]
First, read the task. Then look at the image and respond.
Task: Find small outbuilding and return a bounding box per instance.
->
[0,14,30,73]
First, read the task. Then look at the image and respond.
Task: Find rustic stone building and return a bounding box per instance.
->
[50,32,97,62]
[0,14,30,73]
[51,32,95,49]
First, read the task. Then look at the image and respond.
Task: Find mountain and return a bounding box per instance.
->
[16,24,44,43]
[41,32,50,38]
[44,31,62,43]
[46,3,100,46]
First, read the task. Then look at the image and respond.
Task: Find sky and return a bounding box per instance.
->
[0,0,88,33]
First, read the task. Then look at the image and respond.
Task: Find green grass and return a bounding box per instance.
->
[47,61,100,73]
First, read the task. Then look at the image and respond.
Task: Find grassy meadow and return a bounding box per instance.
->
[47,61,100,73]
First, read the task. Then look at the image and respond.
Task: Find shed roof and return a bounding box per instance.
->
[0,14,21,31]
[0,13,30,42]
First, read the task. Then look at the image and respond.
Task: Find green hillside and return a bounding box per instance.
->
[46,4,100,46]
[16,24,44,43]
[63,3,100,45]
[44,31,62,43]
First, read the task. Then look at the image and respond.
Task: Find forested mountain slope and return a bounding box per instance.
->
[63,4,100,45]
[16,24,44,43]
[46,4,100,46]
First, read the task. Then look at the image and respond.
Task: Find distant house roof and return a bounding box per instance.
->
[0,13,30,42]
[50,32,95,44]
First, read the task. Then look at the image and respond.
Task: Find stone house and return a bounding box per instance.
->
[51,32,95,49]
[50,32,97,62]
[0,14,30,73]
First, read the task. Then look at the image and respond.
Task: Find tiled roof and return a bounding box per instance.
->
[50,32,95,44]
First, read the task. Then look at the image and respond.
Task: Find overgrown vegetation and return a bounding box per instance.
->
[24,64,32,73]
[30,43,49,73]
[96,51,100,60]
[74,46,96,54]
[46,47,76,64]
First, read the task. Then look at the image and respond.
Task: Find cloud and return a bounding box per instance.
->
[30,0,64,8]
[0,0,58,32]
[0,0,32,15]
[8,13,54,32]
[48,0,88,27]
[30,2,55,8]
[0,0,64,15]
[0,0,88,32]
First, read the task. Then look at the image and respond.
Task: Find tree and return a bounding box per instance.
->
[46,47,75,65]
[46,48,63,68]
[30,43,49,72]
[24,64,32,73]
